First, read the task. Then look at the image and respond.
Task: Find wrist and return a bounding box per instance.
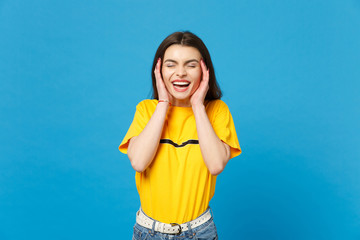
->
[157,100,170,112]
[192,103,205,113]
[158,99,171,106]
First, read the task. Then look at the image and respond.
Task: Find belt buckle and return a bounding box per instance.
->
[170,223,182,235]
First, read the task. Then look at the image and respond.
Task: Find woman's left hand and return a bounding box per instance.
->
[190,59,209,107]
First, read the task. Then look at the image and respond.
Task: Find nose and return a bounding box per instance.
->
[175,66,187,77]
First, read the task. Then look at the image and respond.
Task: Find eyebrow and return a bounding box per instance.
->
[164,59,199,64]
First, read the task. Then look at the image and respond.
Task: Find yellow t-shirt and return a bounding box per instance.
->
[119,99,241,224]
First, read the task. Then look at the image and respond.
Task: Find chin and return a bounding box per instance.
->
[172,95,191,102]
[171,91,192,99]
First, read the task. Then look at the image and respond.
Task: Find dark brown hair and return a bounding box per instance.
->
[151,31,222,100]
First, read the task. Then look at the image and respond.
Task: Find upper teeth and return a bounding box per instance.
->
[173,82,189,85]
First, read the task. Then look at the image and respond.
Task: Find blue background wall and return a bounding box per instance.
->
[1,0,359,239]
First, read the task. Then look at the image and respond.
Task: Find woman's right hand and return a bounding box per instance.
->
[154,58,170,102]
[129,58,170,172]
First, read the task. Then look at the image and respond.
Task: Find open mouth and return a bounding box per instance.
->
[172,80,191,92]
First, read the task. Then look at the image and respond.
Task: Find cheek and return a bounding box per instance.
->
[189,70,202,94]
[161,68,174,82]
[192,69,202,85]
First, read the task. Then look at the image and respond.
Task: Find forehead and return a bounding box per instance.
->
[163,45,202,60]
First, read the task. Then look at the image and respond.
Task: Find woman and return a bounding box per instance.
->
[119,31,241,240]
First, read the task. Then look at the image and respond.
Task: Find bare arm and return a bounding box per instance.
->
[127,102,168,172]
[192,104,230,176]
[127,58,170,172]
[191,60,231,176]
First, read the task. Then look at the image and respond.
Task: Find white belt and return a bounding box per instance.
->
[136,208,212,235]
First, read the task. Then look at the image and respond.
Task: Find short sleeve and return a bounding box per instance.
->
[209,100,241,159]
[118,101,151,154]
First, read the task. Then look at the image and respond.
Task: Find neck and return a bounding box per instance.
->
[171,97,191,107]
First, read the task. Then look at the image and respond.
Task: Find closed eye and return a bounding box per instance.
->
[186,60,199,68]
[187,62,199,68]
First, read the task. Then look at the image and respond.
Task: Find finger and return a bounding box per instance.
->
[202,64,209,84]
[199,72,209,91]
[154,58,168,98]
[157,57,161,71]
[154,58,162,82]
[154,58,159,74]
[155,58,161,73]
[200,59,206,76]
[200,59,209,81]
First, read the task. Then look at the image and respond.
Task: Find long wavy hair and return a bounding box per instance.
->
[151,31,222,100]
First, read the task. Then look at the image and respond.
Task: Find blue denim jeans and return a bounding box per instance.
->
[132,209,218,240]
